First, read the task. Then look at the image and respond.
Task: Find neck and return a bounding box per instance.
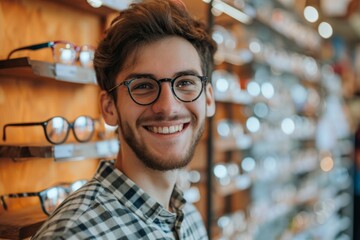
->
[115,149,178,211]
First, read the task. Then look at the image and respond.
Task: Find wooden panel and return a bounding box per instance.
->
[0,1,105,233]
[0,0,103,60]
[0,205,47,239]
[59,0,117,17]
[0,77,100,144]
[182,0,209,23]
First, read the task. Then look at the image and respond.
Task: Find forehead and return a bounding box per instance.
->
[119,36,203,79]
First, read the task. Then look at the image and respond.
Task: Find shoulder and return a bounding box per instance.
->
[31,179,125,239]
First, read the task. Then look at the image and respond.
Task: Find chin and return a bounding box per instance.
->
[140,152,193,171]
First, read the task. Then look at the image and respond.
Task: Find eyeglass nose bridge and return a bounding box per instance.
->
[155,77,181,102]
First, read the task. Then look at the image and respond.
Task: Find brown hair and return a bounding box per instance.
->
[94,0,216,100]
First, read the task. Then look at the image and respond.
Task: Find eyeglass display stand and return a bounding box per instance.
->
[0,138,119,239]
[0,57,97,85]
[0,138,119,161]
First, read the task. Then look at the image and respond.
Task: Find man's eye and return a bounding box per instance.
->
[176,79,196,88]
[131,80,156,91]
[133,83,153,89]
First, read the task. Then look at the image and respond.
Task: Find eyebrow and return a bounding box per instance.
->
[123,69,201,81]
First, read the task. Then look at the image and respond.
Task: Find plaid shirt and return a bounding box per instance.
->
[31,161,208,240]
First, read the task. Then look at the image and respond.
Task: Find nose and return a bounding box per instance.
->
[151,81,181,114]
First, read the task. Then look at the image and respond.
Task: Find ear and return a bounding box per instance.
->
[100,90,118,126]
[205,83,216,117]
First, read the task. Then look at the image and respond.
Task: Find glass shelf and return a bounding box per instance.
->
[0,57,97,85]
[0,138,119,161]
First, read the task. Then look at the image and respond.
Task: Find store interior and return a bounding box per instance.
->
[0,0,360,239]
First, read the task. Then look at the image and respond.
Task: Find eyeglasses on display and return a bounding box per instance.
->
[107,73,208,106]
[2,116,96,145]
[0,180,87,216]
[7,41,95,67]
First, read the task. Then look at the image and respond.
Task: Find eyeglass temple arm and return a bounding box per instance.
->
[0,192,40,210]
[0,192,40,198]
[0,196,7,210]
[2,122,45,141]
[7,42,55,59]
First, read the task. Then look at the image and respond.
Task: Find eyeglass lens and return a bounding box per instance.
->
[73,116,94,142]
[127,75,204,105]
[42,180,87,215]
[53,43,94,67]
[78,46,94,67]
[46,116,94,144]
[46,117,69,144]
[43,187,67,214]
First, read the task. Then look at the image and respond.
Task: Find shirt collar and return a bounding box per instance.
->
[94,160,187,223]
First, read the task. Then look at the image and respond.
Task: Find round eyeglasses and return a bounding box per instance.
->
[0,179,87,216]
[2,116,95,145]
[107,74,208,106]
[7,41,95,68]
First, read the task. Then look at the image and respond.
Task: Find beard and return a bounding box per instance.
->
[118,113,205,171]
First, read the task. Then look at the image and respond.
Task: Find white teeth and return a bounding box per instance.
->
[169,126,175,133]
[148,124,184,134]
[162,127,169,134]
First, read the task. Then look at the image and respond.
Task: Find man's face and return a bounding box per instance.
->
[113,36,215,171]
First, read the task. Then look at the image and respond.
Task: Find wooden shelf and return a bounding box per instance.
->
[0,139,119,161]
[0,57,97,85]
[0,206,46,239]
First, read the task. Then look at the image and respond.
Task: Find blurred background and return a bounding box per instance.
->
[1,0,360,239]
[181,0,360,239]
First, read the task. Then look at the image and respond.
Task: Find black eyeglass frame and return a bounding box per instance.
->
[2,116,96,145]
[107,73,209,106]
[0,180,87,216]
[7,41,95,65]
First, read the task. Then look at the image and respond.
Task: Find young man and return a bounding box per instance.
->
[32,0,216,239]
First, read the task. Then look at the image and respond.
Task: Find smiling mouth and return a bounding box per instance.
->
[146,124,186,134]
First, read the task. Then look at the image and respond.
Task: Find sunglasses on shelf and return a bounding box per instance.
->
[2,116,96,145]
[7,41,95,68]
[0,179,87,216]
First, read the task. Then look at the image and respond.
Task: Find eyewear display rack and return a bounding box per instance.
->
[0,1,119,232]
[0,57,97,85]
[0,139,119,161]
[0,57,119,161]
[0,57,120,239]
[205,0,353,239]
[0,2,120,238]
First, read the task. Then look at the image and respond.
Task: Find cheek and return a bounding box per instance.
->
[117,100,144,126]
[116,98,130,120]
[190,99,207,119]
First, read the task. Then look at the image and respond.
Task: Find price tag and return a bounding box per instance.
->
[55,64,78,80]
[96,141,111,156]
[109,139,120,154]
[55,64,96,84]
[54,144,75,159]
